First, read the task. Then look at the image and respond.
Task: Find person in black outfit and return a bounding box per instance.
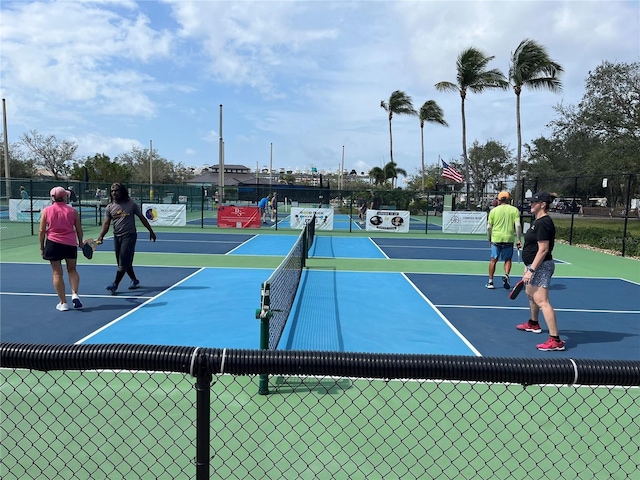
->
[516,192,565,351]
[370,193,380,210]
[68,186,78,205]
[357,196,367,222]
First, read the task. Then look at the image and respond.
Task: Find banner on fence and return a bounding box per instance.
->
[217,205,261,228]
[365,210,410,233]
[442,211,487,234]
[8,199,47,222]
[290,207,334,230]
[141,203,186,226]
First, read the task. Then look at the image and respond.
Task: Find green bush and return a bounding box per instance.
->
[556,226,640,257]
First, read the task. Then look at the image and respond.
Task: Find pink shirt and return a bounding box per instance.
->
[44,202,78,246]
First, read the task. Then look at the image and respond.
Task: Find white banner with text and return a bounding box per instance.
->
[365,210,410,233]
[141,203,187,226]
[442,211,487,234]
[290,207,334,230]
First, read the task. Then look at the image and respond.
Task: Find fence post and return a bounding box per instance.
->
[621,173,633,257]
[257,281,271,395]
[569,176,578,245]
[201,186,205,229]
[195,352,211,480]
[424,192,429,235]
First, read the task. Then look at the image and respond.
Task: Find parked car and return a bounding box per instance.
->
[552,198,582,214]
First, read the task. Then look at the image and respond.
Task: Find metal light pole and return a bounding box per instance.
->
[149,139,153,200]
[218,104,224,203]
[3,99,10,197]
[269,143,273,192]
[340,145,344,191]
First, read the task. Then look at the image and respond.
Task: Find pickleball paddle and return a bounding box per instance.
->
[509,279,525,300]
[82,238,102,260]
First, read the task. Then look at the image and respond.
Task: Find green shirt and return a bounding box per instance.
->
[488,204,520,243]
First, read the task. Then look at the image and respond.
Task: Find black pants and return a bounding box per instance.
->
[114,232,137,273]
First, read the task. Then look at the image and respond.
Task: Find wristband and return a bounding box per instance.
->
[527,266,535,273]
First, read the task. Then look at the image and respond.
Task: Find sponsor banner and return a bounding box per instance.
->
[290,207,334,230]
[442,211,487,234]
[142,203,187,226]
[8,199,47,222]
[217,205,261,228]
[365,210,410,233]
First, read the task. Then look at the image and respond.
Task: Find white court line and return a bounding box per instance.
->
[402,272,482,357]
[0,292,153,300]
[368,237,389,259]
[380,244,487,251]
[225,235,263,254]
[74,267,206,344]
[435,304,640,314]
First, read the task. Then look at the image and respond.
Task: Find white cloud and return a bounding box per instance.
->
[1,0,637,175]
[71,133,143,159]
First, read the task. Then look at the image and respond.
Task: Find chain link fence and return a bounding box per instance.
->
[2,343,638,480]
[2,174,638,256]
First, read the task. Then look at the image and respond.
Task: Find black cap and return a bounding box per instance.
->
[531,191,551,204]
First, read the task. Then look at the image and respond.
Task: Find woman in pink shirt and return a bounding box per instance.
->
[39,186,84,311]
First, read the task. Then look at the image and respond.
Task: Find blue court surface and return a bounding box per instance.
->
[2,230,637,360]
[2,260,638,360]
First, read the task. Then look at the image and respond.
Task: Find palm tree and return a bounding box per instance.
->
[380,90,417,165]
[509,39,563,202]
[435,47,508,208]
[383,161,407,188]
[369,166,386,186]
[419,100,448,192]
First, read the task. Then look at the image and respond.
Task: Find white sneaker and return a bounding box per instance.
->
[56,302,69,312]
[72,294,83,309]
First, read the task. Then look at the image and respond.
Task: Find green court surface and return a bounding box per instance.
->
[2,369,637,480]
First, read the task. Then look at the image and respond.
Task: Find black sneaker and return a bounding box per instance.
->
[485,281,495,289]
[502,274,510,289]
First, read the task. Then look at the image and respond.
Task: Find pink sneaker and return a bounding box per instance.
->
[536,337,566,351]
[516,320,542,334]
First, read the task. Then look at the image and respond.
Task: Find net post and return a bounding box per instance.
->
[257,281,271,395]
[302,223,308,268]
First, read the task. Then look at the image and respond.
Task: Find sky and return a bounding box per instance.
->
[1,0,638,180]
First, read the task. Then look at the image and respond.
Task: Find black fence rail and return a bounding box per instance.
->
[1,343,639,480]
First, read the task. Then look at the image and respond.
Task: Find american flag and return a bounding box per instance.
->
[441,160,464,183]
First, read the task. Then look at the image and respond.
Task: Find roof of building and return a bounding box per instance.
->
[187,172,259,186]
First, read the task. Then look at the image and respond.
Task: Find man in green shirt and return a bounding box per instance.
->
[486,191,522,289]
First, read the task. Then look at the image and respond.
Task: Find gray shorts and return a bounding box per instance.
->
[529,259,554,288]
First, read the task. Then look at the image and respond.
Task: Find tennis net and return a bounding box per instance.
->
[258,214,315,351]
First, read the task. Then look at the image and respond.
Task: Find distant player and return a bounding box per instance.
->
[370,192,380,210]
[357,196,367,222]
[486,191,522,289]
[270,193,277,221]
[258,195,269,224]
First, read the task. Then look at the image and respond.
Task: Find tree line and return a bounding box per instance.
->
[377,39,564,207]
[381,52,638,203]
[1,46,638,199]
[0,130,192,184]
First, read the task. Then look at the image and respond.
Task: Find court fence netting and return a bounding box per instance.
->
[1,343,638,480]
[2,174,638,256]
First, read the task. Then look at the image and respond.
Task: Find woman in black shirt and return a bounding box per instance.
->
[516,192,565,351]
